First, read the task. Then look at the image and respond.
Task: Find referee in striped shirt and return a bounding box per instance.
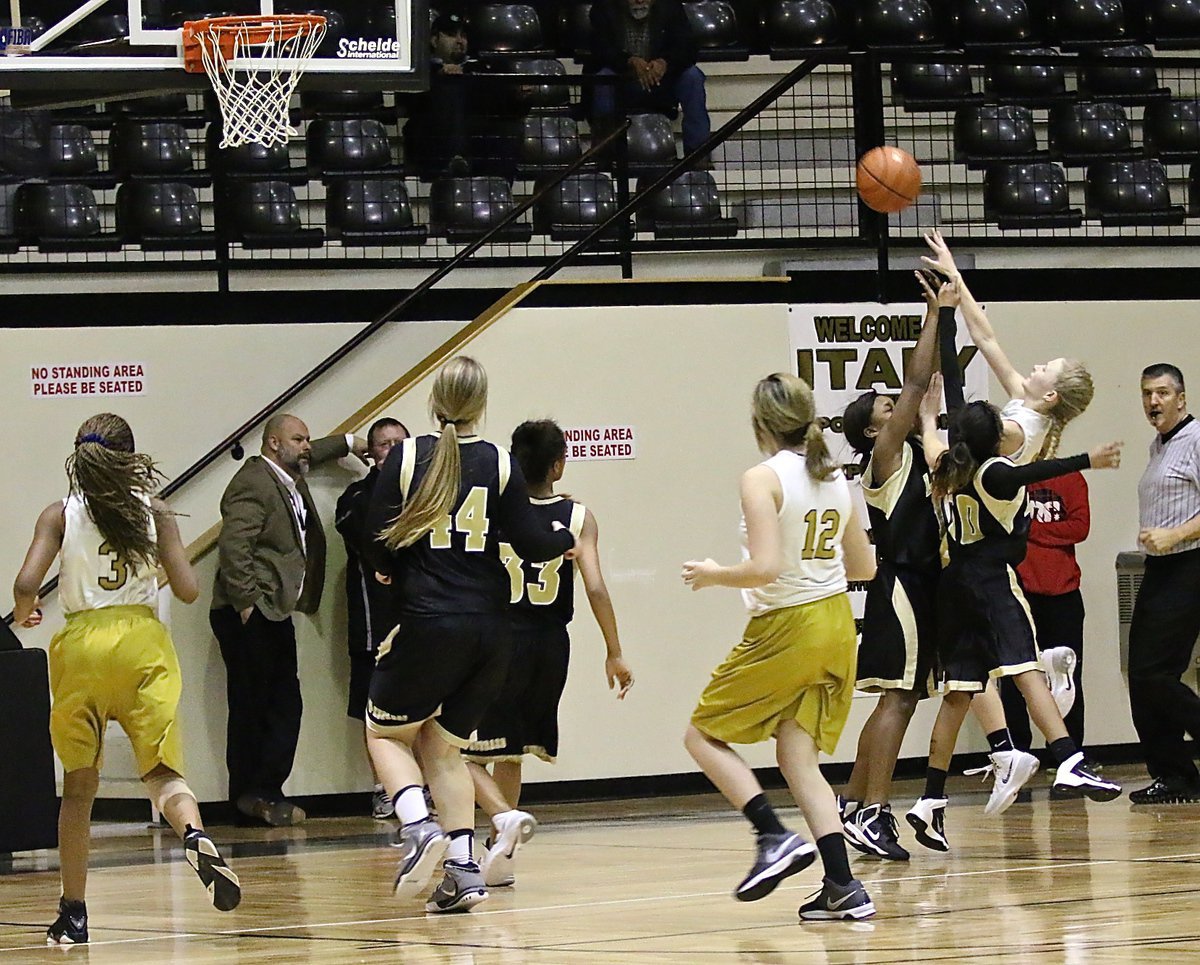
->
[1129,363,1200,804]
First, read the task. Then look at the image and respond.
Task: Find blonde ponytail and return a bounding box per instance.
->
[380,356,487,549]
[804,420,838,482]
[1037,359,1093,460]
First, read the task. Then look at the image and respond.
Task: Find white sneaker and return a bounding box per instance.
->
[904,797,950,852]
[481,809,537,887]
[1053,752,1121,801]
[968,750,1040,816]
[1040,647,1077,717]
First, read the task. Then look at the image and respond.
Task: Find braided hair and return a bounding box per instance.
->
[66,413,163,568]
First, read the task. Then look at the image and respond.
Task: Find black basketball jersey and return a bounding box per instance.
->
[862,438,941,572]
[502,496,587,627]
[363,433,575,618]
[940,456,1030,566]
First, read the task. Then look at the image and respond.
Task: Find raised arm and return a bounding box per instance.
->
[13,502,65,626]
[920,372,948,469]
[869,271,945,483]
[153,497,199,603]
[574,508,634,698]
[921,229,1026,400]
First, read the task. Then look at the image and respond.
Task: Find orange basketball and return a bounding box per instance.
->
[856,146,922,214]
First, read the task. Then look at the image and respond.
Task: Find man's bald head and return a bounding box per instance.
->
[262,414,313,477]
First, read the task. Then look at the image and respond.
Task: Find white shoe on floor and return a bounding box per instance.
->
[481,809,537,887]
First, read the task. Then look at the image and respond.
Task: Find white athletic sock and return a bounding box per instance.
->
[447,831,474,863]
[394,785,430,826]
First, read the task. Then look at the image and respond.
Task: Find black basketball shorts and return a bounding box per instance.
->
[937,558,1041,692]
[465,620,571,764]
[855,562,939,698]
[366,613,512,747]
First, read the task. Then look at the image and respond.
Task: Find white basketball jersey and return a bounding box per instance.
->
[59,493,158,615]
[740,450,851,615]
[1001,399,1050,466]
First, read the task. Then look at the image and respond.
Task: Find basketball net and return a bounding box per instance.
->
[184,15,327,149]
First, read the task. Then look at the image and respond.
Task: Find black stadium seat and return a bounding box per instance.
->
[954,104,1047,169]
[306,118,401,178]
[1143,100,1200,163]
[856,0,941,48]
[221,180,324,247]
[557,1,593,59]
[110,121,209,184]
[626,112,678,172]
[985,49,1071,105]
[116,181,214,250]
[14,182,121,252]
[764,0,843,60]
[636,170,738,238]
[534,172,619,239]
[1048,102,1138,165]
[470,4,552,57]
[1078,45,1170,103]
[984,162,1083,229]
[45,124,113,186]
[1086,159,1185,225]
[684,0,750,61]
[505,59,572,113]
[1046,0,1127,47]
[325,178,429,244]
[1146,0,1200,48]
[207,125,308,183]
[892,62,980,111]
[956,0,1038,47]
[429,176,535,240]
[517,115,583,175]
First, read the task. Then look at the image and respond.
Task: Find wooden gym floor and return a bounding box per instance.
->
[1,766,1199,963]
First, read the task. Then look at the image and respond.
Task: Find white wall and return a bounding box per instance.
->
[2,294,1191,803]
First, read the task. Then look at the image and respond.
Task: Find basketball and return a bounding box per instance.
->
[856,146,922,214]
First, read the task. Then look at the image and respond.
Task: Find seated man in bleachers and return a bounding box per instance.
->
[403,12,520,179]
[588,0,712,161]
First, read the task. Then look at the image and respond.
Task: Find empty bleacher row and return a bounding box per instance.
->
[0,89,738,255]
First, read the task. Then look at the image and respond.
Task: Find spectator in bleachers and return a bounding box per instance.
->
[404,13,475,177]
[588,0,712,161]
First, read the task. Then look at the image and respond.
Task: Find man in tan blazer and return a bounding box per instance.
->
[210,413,366,825]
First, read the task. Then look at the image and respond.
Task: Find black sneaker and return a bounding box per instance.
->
[734,831,816,902]
[46,898,88,945]
[184,826,242,912]
[1053,752,1121,802]
[1130,778,1200,805]
[798,877,876,921]
[845,804,909,861]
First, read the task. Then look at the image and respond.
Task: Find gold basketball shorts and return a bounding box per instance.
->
[691,593,857,755]
[49,605,185,777]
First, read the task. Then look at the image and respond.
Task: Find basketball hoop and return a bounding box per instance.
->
[183,14,327,148]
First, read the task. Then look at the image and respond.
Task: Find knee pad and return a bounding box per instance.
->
[143,773,195,813]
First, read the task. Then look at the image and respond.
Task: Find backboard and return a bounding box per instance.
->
[0,0,429,102]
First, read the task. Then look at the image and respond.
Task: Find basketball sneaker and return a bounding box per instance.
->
[838,796,872,854]
[393,817,449,899]
[1053,752,1121,801]
[836,794,860,824]
[798,877,876,921]
[977,749,1041,816]
[1129,778,1200,805]
[426,860,489,913]
[845,803,910,861]
[372,784,395,820]
[183,826,242,911]
[46,898,88,945]
[734,830,816,902]
[1040,647,1078,717]
[905,797,950,852]
[481,809,537,887]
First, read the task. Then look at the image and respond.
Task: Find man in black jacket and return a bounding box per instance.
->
[589,0,711,156]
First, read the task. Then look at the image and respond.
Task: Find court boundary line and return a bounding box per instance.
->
[5,847,1200,953]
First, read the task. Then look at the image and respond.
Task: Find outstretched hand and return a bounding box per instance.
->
[920,228,960,281]
[920,372,944,426]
